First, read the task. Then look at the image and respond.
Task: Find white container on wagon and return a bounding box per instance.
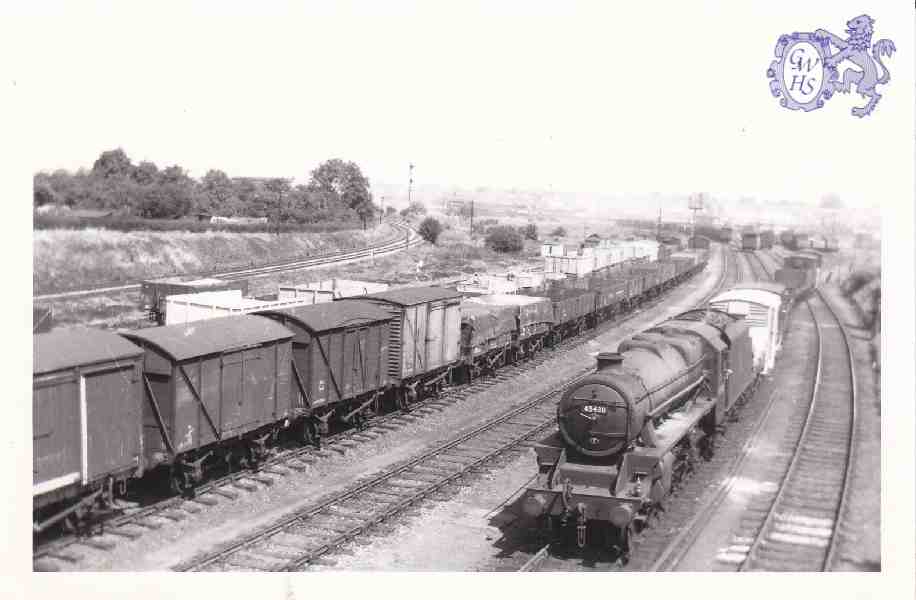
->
[456,273,519,295]
[163,289,323,325]
[278,278,388,303]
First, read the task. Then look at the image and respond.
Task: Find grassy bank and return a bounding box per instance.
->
[46,228,542,332]
[34,223,398,294]
[247,227,542,296]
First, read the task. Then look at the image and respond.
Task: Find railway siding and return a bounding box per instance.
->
[43,245,725,571]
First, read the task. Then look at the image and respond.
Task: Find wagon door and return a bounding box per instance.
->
[33,377,80,491]
[291,340,311,411]
[84,365,141,481]
[426,301,446,370]
[350,327,372,397]
[220,353,245,435]
[241,345,274,424]
[402,305,423,377]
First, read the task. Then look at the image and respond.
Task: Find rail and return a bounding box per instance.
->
[739,289,856,571]
[34,219,420,301]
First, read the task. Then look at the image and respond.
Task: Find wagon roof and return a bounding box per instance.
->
[122,315,293,361]
[359,286,462,306]
[34,328,143,374]
[710,288,782,310]
[259,300,392,332]
[731,282,787,296]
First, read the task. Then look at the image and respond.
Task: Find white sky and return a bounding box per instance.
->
[5,2,912,207]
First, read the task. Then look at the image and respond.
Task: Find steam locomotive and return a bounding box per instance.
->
[519,282,788,557]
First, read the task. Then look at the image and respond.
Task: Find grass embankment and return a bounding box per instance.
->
[45,227,542,332]
[254,227,542,296]
[34,223,398,294]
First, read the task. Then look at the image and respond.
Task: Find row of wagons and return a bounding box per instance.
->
[33,250,708,532]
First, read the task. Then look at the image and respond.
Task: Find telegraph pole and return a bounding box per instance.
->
[470,198,475,239]
[688,193,704,243]
[408,163,414,207]
[379,195,384,225]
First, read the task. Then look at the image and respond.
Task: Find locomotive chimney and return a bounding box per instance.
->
[596,352,624,371]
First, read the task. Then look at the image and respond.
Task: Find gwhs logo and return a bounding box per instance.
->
[767,14,895,118]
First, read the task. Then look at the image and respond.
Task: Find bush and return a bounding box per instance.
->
[32,213,363,234]
[418,217,443,244]
[486,225,524,253]
[550,226,567,237]
[521,223,538,240]
[400,201,427,218]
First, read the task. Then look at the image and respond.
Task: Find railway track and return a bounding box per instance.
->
[173,382,575,571]
[739,290,856,571]
[171,247,730,572]
[34,220,420,301]
[34,247,719,570]
[746,250,771,280]
[650,288,856,572]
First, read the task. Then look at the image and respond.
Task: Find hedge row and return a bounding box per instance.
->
[33,214,362,234]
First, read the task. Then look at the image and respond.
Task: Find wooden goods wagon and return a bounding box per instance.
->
[350,287,463,385]
[467,293,554,344]
[122,315,294,488]
[258,301,392,420]
[33,329,145,532]
[459,301,517,367]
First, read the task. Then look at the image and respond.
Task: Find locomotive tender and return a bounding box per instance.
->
[520,281,794,556]
[33,249,708,533]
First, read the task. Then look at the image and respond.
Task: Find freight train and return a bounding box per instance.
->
[33,249,708,534]
[519,278,794,559]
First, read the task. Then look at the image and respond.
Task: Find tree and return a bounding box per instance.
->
[308,158,372,212]
[132,161,160,185]
[353,198,376,229]
[550,226,567,237]
[405,201,427,217]
[265,178,293,231]
[418,217,443,244]
[486,226,524,253]
[521,223,538,241]
[201,169,235,211]
[33,175,59,206]
[385,206,397,216]
[91,148,134,179]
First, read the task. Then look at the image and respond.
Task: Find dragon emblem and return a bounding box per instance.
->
[767,15,895,118]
